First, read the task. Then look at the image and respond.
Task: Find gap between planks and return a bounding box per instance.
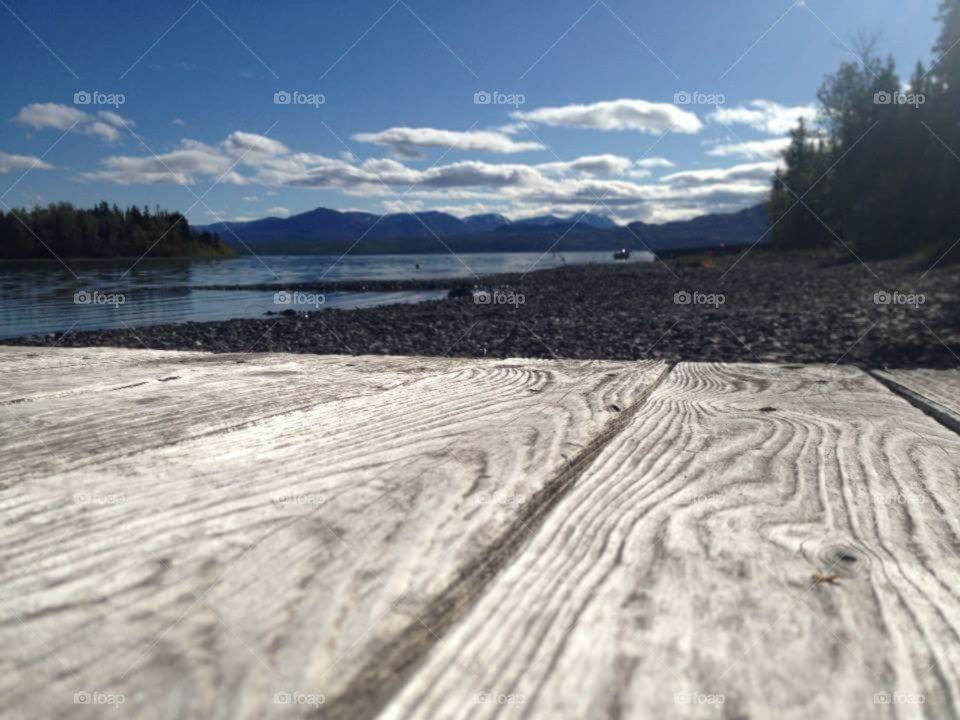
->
[320,361,674,720]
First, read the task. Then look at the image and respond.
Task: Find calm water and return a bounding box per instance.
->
[0,251,652,339]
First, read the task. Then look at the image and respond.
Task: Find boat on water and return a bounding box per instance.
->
[613,248,630,260]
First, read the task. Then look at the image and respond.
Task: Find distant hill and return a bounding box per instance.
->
[198,204,768,255]
[462,213,510,233]
[513,212,616,230]
[624,204,769,252]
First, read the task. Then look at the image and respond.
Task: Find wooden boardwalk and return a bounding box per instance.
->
[2,346,960,719]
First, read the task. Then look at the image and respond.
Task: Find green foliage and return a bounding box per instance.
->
[0,202,234,259]
[769,11,960,262]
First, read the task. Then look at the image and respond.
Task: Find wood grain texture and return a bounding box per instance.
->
[0,347,666,720]
[0,349,485,485]
[875,369,960,435]
[381,363,960,720]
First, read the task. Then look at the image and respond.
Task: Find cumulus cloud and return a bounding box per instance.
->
[74,125,769,224]
[96,111,132,129]
[706,137,791,160]
[78,132,293,185]
[661,161,777,187]
[635,157,675,169]
[709,100,817,135]
[511,99,703,134]
[0,151,54,174]
[14,103,86,130]
[222,131,289,159]
[85,122,121,142]
[352,127,544,156]
[627,156,676,178]
[536,154,633,176]
[78,139,234,185]
[417,161,545,189]
[13,103,134,142]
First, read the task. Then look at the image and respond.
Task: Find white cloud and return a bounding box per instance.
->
[96,111,132,129]
[78,139,234,185]
[13,103,134,143]
[706,137,791,160]
[172,118,186,127]
[537,154,633,176]
[0,151,54,174]
[635,157,675,169]
[75,125,771,223]
[242,195,259,202]
[661,161,777,187]
[222,131,289,159]
[627,156,675,179]
[353,127,544,156]
[14,103,86,130]
[265,206,291,217]
[512,99,703,134]
[417,161,546,189]
[85,121,121,142]
[709,100,817,135]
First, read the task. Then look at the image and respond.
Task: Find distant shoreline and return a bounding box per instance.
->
[0,249,658,262]
[5,255,957,370]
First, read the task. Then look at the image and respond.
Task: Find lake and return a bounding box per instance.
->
[0,251,653,339]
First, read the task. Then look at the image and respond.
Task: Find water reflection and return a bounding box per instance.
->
[0,251,651,338]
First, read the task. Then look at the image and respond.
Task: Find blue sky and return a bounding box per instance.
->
[0,0,944,225]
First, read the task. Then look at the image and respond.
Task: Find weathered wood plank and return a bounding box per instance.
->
[0,348,667,720]
[875,368,960,435]
[0,350,493,484]
[380,363,960,720]
[0,345,208,372]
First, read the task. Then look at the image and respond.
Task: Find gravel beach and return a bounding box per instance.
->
[5,254,959,369]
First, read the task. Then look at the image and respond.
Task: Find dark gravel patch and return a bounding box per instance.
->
[5,255,959,369]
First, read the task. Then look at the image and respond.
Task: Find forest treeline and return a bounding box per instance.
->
[0,202,234,259]
[769,0,960,263]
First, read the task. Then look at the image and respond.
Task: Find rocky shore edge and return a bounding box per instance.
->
[4,256,958,369]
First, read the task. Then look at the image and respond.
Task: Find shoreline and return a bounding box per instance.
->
[4,256,958,369]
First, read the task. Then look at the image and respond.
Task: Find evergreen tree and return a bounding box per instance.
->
[0,203,234,260]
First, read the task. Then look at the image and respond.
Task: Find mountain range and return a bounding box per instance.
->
[198,205,768,255]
